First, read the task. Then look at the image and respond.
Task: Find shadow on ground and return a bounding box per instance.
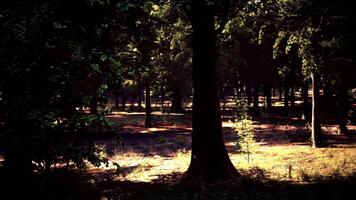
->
[97,169,356,200]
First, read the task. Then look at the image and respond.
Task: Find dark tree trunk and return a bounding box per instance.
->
[138,90,143,111]
[253,84,259,109]
[115,94,119,108]
[137,81,143,111]
[171,82,184,113]
[290,86,295,109]
[279,87,283,101]
[284,84,290,109]
[161,93,165,114]
[130,95,134,112]
[145,81,152,128]
[311,72,322,148]
[182,0,237,183]
[222,86,227,114]
[246,81,252,106]
[302,81,310,120]
[264,85,272,109]
[323,81,333,106]
[337,81,349,134]
[272,88,275,97]
[90,97,98,115]
[121,93,126,111]
[3,119,34,194]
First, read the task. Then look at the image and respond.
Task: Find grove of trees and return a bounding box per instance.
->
[1,0,355,189]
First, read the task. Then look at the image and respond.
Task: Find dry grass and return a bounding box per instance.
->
[91,143,356,183]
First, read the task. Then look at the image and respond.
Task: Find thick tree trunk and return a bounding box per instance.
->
[279,87,283,101]
[311,72,322,148]
[182,0,237,184]
[145,81,152,128]
[171,82,184,113]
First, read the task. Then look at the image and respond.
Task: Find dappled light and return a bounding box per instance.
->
[1,0,356,199]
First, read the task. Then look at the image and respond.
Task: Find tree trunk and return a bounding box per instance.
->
[337,80,349,134]
[279,87,283,101]
[138,81,143,111]
[290,86,295,109]
[311,72,322,148]
[115,94,119,108]
[246,81,252,106]
[130,95,134,112]
[253,84,259,109]
[171,82,184,113]
[264,85,272,109]
[182,0,237,184]
[145,81,152,128]
[284,84,289,109]
[121,93,126,111]
[302,81,310,120]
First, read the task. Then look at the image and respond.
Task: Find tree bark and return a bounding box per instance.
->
[302,81,310,120]
[182,0,237,184]
[311,72,322,148]
[284,84,289,109]
[138,81,143,111]
[279,87,283,101]
[246,81,252,106]
[115,93,119,108]
[337,80,349,134]
[171,82,184,113]
[145,81,152,128]
[121,92,126,111]
[264,85,272,109]
[253,84,259,109]
[290,86,295,109]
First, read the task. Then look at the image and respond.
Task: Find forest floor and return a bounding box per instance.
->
[79,105,356,200]
[1,98,356,200]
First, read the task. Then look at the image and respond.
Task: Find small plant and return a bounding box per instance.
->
[233,95,257,164]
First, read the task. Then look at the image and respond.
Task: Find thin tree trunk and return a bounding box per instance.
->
[290,86,295,109]
[161,93,165,114]
[182,0,237,183]
[246,81,252,106]
[302,81,309,120]
[284,84,290,109]
[311,72,322,148]
[253,84,259,109]
[121,93,126,111]
[145,81,152,128]
[130,95,134,112]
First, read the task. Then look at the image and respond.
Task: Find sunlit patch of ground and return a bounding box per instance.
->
[90,142,356,183]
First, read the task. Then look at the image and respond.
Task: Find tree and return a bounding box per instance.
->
[182,0,238,183]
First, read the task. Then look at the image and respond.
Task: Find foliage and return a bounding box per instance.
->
[233,95,256,163]
[0,0,123,174]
